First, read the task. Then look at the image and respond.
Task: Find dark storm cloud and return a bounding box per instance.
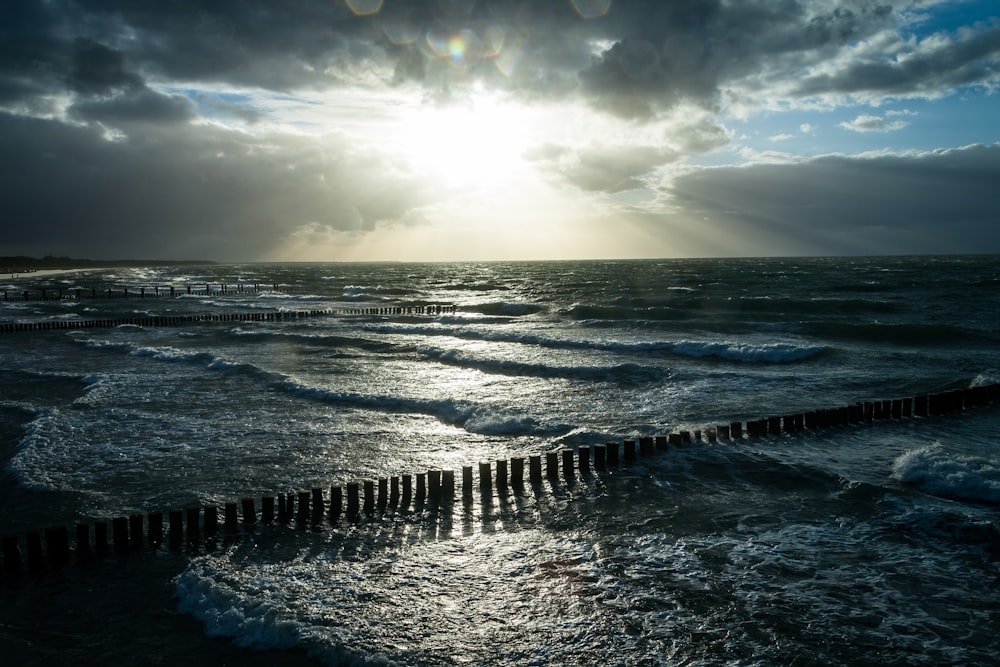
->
[666,143,1000,255]
[4,0,975,120]
[0,112,429,260]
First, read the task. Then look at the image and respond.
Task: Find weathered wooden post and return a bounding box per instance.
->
[389,477,400,508]
[186,507,201,542]
[378,478,389,511]
[168,511,183,546]
[428,470,441,502]
[462,466,473,498]
[415,473,426,503]
[562,449,574,478]
[441,470,455,502]
[76,524,92,558]
[593,444,606,469]
[510,457,524,486]
[330,487,343,519]
[204,505,219,536]
[496,460,508,489]
[606,442,619,466]
[546,450,559,479]
[113,517,129,553]
[148,512,164,545]
[624,440,637,461]
[312,488,324,521]
[224,503,239,530]
[529,455,542,484]
[26,532,44,572]
[347,482,360,518]
[363,481,375,515]
[2,535,22,573]
[45,526,71,568]
[240,498,256,525]
[479,462,492,494]
[129,515,144,547]
[401,475,412,507]
[262,496,275,524]
[577,445,590,472]
[95,521,109,553]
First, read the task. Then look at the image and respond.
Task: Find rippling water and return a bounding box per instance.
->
[2,256,999,665]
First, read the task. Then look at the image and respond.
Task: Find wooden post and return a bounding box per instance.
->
[76,524,91,558]
[26,532,44,572]
[241,498,257,524]
[441,470,455,502]
[297,491,311,521]
[561,449,574,478]
[593,444,606,469]
[312,488,324,521]
[401,475,412,507]
[45,526,71,568]
[378,478,389,511]
[510,457,524,486]
[578,445,590,472]
[389,477,400,507]
[148,512,163,545]
[186,507,201,542]
[624,440,636,461]
[462,466,473,498]
[168,512,183,546]
[529,454,542,483]
[2,535,22,573]
[204,505,219,536]
[546,450,559,479]
[129,515,144,547]
[415,473,426,503]
[262,496,275,524]
[347,482,360,518]
[330,487,343,519]
[428,470,441,501]
[95,521,109,553]
[113,517,129,553]
[224,503,239,530]
[479,462,492,493]
[363,480,375,515]
[496,460,508,489]
[606,442,619,466]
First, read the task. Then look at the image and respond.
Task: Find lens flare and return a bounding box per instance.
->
[571,0,612,19]
[345,0,383,17]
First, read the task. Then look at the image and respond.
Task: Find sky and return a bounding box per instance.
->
[1,0,998,262]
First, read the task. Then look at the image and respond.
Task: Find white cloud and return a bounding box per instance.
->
[839,114,909,132]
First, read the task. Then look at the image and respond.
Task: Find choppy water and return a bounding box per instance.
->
[2,256,999,665]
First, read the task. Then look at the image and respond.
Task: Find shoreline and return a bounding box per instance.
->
[2,268,105,281]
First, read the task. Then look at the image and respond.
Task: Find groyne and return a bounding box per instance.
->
[3,282,282,302]
[0,304,457,333]
[3,383,997,580]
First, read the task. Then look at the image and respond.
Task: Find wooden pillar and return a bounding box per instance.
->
[496,460,508,489]
[428,470,441,501]
[529,455,542,484]
[112,517,129,553]
[401,474,412,507]
[169,511,183,546]
[347,482,360,518]
[462,466,473,498]
[441,470,455,502]
[224,502,239,530]
[578,445,590,472]
[312,488,324,520]
[45,526,71,568]
[510,457,524,486]
[76,524,91,558]
[479,462,492,493]
[95,521,109,553]
[363,480,375,515]
[148,512,163,545]
[593,444,606,469]
[330,487,342,519]
[2,535,22,573]
[606,442,619,466]
[261,496,275,524]
[204,505,219,536]
[623,440,636,461]
[546,451,559,479]
[26,532,44,572]
[186,507,201,541]
[415,473,426,503]
[378,478,389,511]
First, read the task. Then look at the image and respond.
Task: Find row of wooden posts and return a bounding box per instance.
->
[2,383,997,580]
[2,283,281,301]
[0,304,457,333]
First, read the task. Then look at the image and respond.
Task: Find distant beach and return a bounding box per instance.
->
[3,267,106,281]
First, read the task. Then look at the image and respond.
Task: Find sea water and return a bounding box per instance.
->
[1,256,998,665]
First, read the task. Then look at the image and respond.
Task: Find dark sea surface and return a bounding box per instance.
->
[1,256,999,665]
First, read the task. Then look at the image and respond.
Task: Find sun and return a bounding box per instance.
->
[395,88,535,189]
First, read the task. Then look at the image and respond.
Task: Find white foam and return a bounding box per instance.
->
[892,444,1000,504]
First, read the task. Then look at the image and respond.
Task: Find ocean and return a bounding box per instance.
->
[1,256,998,666]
